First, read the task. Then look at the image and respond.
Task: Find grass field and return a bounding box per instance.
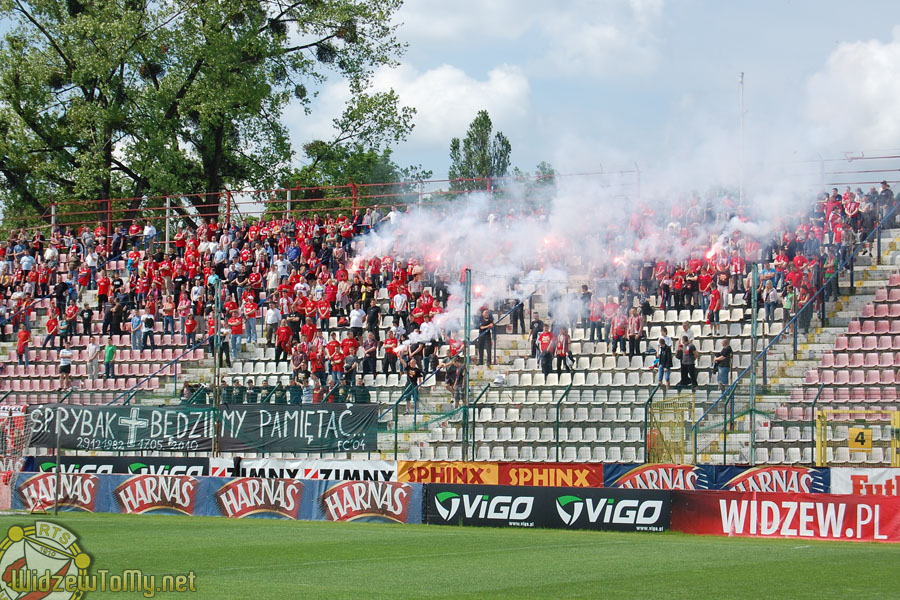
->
[0,513,897,599]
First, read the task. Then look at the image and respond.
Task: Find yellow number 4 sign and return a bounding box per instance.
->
[849,427,873,451]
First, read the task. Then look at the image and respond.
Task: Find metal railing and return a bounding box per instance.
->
[553,381,576,461]
[693,200,900,462]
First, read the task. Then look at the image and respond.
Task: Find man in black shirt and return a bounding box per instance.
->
[80,304,93,336]
[714,338,733,391]
[365,303,382,341]
[476,309,494,366]
[404,357,422,413]
[529,312,544,359]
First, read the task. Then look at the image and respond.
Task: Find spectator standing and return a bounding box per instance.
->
[537,324,554,376]
[476,309,494,366]
[714,338,733,391]
[16,327,30,366]
[348,302,365,339]
[184,313,198,348]
[362,332,378,375]
[656,337,672,392]
[141,309,157,350]
[627,307,644,358]
[58,341,74,390]
[130,311,143,350]
[226,310,244,362]
[264,303,282,347]
[103,338,117,379]
[676,335,698,390]
[162,295,176,335]
[529,312,545,358]
[42,312,60,349]
[554,327,572,374]
[85,336,101,381]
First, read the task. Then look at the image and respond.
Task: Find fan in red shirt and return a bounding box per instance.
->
[300,318,317,343]
[316,299,331,330]
[16,328,31,365]
[382,333,399,374]
[275,321,294,364]
[341,334,359,358]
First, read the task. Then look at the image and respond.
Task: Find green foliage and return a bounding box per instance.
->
[0,0,412,226]
[448,110,511,191]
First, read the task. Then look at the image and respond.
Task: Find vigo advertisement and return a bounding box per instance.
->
[399,462,604,487]
[425,484,669,531]
[671,490,900,542]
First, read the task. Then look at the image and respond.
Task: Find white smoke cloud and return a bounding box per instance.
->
[806,26,900,152]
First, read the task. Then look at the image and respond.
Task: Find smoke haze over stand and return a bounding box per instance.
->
[349,161,826,343]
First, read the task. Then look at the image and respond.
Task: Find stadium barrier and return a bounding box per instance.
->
[10,472,423,523]
[20,457,900,496]
[397,461,605,487]
[425,484,670,531]
[670,490,900,543]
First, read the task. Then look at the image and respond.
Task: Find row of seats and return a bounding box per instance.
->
[805,369,900,386]
[820,351,900,368]
[832,335,900,352]
[507,369,720,388]
[2,363,180,378]
[437,425,646,443]
[10,348,204,363]
[0,377,160,392]
[464,406,647,425]
[410,443,646,463]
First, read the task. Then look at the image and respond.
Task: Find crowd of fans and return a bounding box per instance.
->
[0,180,895,400]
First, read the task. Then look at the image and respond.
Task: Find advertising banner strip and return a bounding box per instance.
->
[27,403,378,453]
[237,458,397,482]
[425,483,670,531]
[830,468,900,496]
[398,462,604,488]
[10,473,423,524]
[26,456,211,477]
[671,490,900,543]
[603,464,830,493]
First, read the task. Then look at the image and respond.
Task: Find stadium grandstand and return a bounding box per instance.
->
[1,155,900,470]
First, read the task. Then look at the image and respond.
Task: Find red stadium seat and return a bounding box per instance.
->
[879,352,895,368]
[882,370,896,385]
[805,370,819,385]
[847,321,861,335]
[874,288,888,303]
[861,304,875,318]
[875,304,890,318]
[878,336,893,351]
[864,353,879,368]
[834,371,850,385]
[889,288,900,302]
[820,353,834,368]
[875,320,891,334]
[862,336,878,351]
[847,337,862,351]
[865,370,881,385]
[848,354,864,368]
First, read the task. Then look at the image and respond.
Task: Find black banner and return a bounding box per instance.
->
[425,484,670,532]
[27,404,379,453]
[26,455,211,476]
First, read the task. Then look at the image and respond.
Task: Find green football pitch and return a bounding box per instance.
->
[0,513,897,599]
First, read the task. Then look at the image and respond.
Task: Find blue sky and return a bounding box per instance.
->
[288,0,900,184]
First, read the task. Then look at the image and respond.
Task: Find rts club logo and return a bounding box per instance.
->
[0,522,91,599]
[554,494,666,531]
[433,492,534,526]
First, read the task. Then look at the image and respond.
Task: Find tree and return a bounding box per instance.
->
[0,0,413,228]
[448,110,511,191]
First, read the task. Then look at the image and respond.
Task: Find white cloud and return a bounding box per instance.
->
[394,0,538,42]
[806,26,900,151]
[538,0,664,77]
[372,64,531,144]
[283,62,531,162]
